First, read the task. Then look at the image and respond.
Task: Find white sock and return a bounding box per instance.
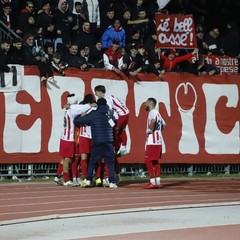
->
[156,177,161,185]
[150,178,156,185]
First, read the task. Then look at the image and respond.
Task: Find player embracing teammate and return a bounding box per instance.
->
[94,85,130,183]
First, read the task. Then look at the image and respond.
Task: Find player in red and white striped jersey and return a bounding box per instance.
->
[144,97,166,189]
[75,94,96,187]
[57,94,93,186]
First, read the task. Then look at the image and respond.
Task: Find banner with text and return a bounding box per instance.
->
[204,55,239,74]
[0,67,239,164]
[155,13,197,49]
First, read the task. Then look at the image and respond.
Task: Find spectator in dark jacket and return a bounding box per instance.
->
[82,0,100,37]
[130,0,145,21]
[22,33,38,65]
[196,27,208,55]
[74,98,117,188]
[0,39,13,87]
[0,3,16,30]
[122,9,148,44]
[53,0,73,50]
[125,27,143,52]
[8,38,25,64]
[71,2,87,43]
[180,53,221,75]
[64,44,81,68]
[79,46,92,70]
[119,45,139,76]
[148,59,165,79]
[135,7,157,62]
[99,7,115,35]
[222,22,240,57]
[89,41,104,68]
[196,54,221,76]
[76,21,95,49]
[135,44,150,73]
[205,28,224,56]
[15,1,36,37]
[22,33,55,82]
[35,1,55,44]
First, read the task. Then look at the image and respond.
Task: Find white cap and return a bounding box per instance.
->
[67,95,78,105]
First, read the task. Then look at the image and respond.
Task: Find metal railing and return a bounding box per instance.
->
[0,163,239,179]
[0,20,22,42]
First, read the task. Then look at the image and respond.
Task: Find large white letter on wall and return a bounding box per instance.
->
[203,84,239,154]
[175,83,199,154]
[4,76,41,153]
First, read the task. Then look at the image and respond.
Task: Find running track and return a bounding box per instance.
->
[0,178,240,240]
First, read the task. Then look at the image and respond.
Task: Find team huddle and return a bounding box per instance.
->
[54,85,166,189]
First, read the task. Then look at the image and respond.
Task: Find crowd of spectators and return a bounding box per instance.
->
[1,0,240,81]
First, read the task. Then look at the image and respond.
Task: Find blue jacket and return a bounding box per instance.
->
[101,26,126,49]
[74,105,115,144]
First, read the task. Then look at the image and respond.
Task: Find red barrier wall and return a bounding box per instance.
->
[0,66,239,164]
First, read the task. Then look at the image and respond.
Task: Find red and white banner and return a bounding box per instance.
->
[155,13,197,49]
[204,55,239,74]
[0,67,239,164]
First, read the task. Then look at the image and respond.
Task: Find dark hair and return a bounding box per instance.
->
[107,7,114,13]
[82,94,95,104]
[112,38,120,45]
[75,1,82,6]
[94,85,106,93]
[97,98,107,106]
[22,33,34,43]
[130,45,138,50]
[3,3,11,8]
[52,52,61,59]
[42,0,51,7]
[153,59,161,64]
[123,8,131,14]
[67,93,75,98]
[12,38,23,44]
[130,27,139,36]
[147,98,157,107]
[1,38,11,44]
[138,7,146,13]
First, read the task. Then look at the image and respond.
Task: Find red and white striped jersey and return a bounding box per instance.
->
[105,93,129,116]
[61,104,91,142]
[146,109,166,145]
[79,125,92,139]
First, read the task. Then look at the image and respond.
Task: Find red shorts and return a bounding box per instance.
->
[59,139,75,158]
[78,137,92,154]
[116,114,129,129]
[145,145,162,162]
